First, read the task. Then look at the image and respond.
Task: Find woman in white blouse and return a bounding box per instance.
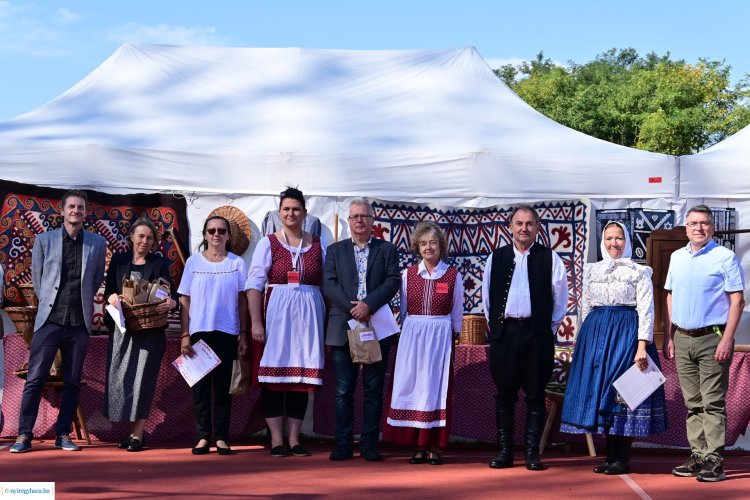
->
[384,221,463,465]
[178,215,248,456]
[561,221,667,475]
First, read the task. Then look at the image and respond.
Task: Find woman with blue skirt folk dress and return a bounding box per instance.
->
[561,221,667,475]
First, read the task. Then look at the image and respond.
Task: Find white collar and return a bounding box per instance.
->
[417,259,448,277]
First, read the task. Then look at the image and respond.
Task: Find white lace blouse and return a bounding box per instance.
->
[579,259,655,342]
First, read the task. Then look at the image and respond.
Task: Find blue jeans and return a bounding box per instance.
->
[331,335,394,447]
[18,322,89,437]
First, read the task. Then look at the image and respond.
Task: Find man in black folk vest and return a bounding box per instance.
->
[481,205,569,470]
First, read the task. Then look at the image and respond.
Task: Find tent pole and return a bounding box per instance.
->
[334,213,339,242]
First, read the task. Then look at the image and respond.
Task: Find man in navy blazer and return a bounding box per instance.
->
[324,199,401,461]
[11,190,107,453]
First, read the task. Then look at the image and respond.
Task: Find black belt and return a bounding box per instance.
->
[673,323,725,337]
[502,317,531,324]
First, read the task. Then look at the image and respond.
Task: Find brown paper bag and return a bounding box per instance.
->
[147,278,171,303]
[121,278,135,304]
[347,323,382,364]
[229,356,252,395]
[134,279,151,304]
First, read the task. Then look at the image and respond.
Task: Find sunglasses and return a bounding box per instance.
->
[206,227,228,235]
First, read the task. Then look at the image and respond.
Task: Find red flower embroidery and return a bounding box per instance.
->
[371,223,389,239]
[463,276,476,291]
[551,225,572,250]
[556,316,575,341]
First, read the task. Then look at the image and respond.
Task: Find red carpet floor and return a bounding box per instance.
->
[2,438,750,499]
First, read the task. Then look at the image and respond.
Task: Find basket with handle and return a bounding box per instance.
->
[120,298,168,331]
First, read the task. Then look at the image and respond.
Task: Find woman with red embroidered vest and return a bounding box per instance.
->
[246,187,326,458]
[385,221,464,465]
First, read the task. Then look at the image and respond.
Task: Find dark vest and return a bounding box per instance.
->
[488,243,554,340]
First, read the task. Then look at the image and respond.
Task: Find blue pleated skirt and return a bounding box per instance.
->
[560,305,668,437]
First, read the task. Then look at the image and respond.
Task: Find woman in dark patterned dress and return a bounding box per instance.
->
[104,217,177,452]
[385,221,463,465]
[246,187,326,457]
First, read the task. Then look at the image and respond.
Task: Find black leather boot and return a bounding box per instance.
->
[593,434,617,473]
[524,411,545,471]
[489,410,514,469]
[604,436,632,475]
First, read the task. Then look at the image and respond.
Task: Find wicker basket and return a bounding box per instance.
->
[208,205,252,256]
[18,283,38,307]
[460,315,488,345]
[121,298,168,332]
[5,306,38,346]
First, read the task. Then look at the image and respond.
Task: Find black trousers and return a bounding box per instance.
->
[261,387,309,420]
[489,320,554,415]
[190,331,237,441]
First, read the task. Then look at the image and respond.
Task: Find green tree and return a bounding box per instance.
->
[495,49,750,154]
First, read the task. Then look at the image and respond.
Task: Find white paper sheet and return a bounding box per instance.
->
[106,301,127,333]
[347,305,400,341]
[612,354,666,411]
[172,339,221,387]
[370,305,400,340]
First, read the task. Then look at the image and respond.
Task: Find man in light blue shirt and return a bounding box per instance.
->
[664,205,745,482]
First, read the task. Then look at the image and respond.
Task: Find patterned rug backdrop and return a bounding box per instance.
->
[711,207,737,250]
[0,180,189,333]
[596,207,736,262]
[595,209,675,263]
[370,199,588,343]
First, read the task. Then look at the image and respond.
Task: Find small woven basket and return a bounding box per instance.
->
[18,283,38,307]
[460,315,488,345]
[121,298,168,332]
[6,306,38,346]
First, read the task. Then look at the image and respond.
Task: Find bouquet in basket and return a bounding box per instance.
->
[119,276,171,332]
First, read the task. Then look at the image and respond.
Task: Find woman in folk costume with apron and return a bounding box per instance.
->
[385,221,464,465]
[560,221,667,475]
[247,187,326,458]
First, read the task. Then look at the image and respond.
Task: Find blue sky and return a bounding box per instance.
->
[1,0,748,122]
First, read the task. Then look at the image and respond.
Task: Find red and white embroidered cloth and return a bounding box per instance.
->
[252,234,326,386]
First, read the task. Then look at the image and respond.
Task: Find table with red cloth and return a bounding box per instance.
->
[1,334,266,443]
[4,335,750,448]
[312,344,750,448]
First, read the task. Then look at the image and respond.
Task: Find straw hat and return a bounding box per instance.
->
[208,205,252,256]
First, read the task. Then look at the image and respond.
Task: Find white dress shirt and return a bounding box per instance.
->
[481,243,569,335]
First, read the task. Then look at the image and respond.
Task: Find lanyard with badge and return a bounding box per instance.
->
[281,229,304,287]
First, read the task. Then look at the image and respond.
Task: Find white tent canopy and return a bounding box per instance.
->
[680,124,750,199]
[0,43,675,201]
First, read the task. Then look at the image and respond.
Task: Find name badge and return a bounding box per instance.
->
[359,330,375,342]
[287,271,300,287]
[435,282,449,294]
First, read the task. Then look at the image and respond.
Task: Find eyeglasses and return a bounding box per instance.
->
[206,228,228,235]
[686,221,712,228]
[348,214,373,221]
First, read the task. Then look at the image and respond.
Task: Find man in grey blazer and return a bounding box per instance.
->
[11,190,106,453]
[324,199,401,462]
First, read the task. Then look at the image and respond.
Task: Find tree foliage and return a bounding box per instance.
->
[495,49,750,154]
